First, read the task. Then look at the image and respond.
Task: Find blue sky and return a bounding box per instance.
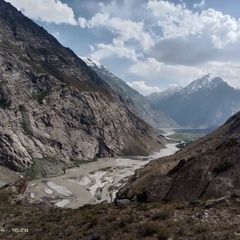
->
[4,0,240,95]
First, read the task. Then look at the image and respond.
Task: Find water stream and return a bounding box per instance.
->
[24,131,179,208]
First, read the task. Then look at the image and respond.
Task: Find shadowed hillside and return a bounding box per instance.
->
[117,111,240,202]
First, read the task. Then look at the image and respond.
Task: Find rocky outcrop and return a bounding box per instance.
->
[0,1,166,173]
[117,111,240,202]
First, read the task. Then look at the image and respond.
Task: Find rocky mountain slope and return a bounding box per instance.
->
[117,111,240,202]
[147,74,240,128]
[80,57,178,129]
[0,1,166,174]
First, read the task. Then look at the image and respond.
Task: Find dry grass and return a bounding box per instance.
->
[0,189,240,240]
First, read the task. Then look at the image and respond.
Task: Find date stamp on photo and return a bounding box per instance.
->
[1,228,29,233]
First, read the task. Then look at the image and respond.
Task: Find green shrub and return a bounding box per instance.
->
[138,222,170,239]
[0,99,10,109]
[136,203,148,212]
[136,188,147,202]
[195,224,209,233]
[213,160,234,174]
[18,104,25,112]
[151,210,170,221]
[33,91,48,104]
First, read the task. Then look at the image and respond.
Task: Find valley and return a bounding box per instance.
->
[167,127,215,148]
[1,1,240,239]
[24,138,179,208]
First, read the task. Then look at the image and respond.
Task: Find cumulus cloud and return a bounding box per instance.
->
[129,58,162,75]
[145,0,240,49]
[127,57,240,90]
[80,1,240,90]
[127,81,161,95]
[90,42,142,62]
[204,61,240,88]
[193,0,206,9]
[80,0,240,81]
[10,0,240,90]
[5,0,77,25]
[128,58,205,88]
[78,13,153,51]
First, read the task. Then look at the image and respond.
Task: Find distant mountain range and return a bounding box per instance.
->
[80,57,178,129]
[147,75,240,128]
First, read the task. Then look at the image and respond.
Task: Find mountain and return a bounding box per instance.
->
[117,111,240,202]
[146,86,182,102]
[80,57,179,129]
[147,74,240,128]
[0,0,167,175]
[2,112,240,240]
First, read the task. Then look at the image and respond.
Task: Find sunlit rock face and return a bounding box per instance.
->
[0,1,166,172]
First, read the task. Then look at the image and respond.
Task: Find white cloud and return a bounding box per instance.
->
[127,81,161,95]
[129,58,162,75]
[5,0,77,25]
[78,13,153,50]
[128,58,240,90]
[204,61,240,88]
[145,0,240,49]
[200,9,239,49]
[193,0,206,9]
[129,58,205,88]
[80,1,240,91]
[90,42,142,62]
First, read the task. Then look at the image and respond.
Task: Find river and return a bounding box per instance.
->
[24,133,179,208]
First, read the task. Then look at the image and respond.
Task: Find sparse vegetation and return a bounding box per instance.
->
[136,203,148,211]
[71,158,98,168]
[32,91,49,104]
[136,188,147,202]
[176,140,195,149]
[213,159,234,174]
[0,189,240,240]
[18,104,25,112]
[0,99,11,109]
[138,222,170,239]
[151,210,170,221]
[195,224,210,233]
[0,190,11,204]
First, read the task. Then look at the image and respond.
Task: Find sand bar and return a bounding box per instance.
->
[25,141,178,209]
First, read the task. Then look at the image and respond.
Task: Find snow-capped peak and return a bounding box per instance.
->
[80,56,118,79]
[163,86,183,94]
[189,74,210,88]
[181,75,228,96]
[80,56,104,69]
[146,86,182,102]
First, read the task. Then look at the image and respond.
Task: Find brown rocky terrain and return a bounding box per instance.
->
[1,185,240,240]
[0,1,166,176]
[117,111,240,203]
